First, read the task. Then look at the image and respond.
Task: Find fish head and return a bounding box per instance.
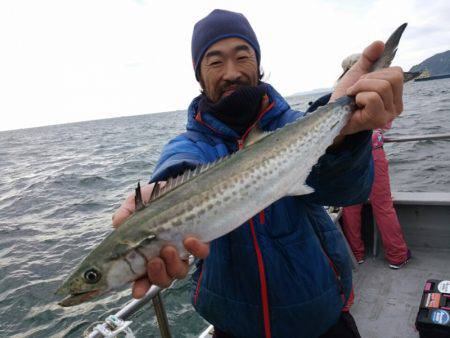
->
[55,258,112,307]
[56,219,159,307]
[56,238,141,306]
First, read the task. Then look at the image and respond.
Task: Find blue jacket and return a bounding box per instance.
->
[150,85,373,338]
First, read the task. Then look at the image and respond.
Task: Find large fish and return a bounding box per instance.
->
[56,23,407,306]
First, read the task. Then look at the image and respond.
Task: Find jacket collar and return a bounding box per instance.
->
[186,83,291,140]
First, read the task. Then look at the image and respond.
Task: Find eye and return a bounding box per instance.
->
[84,268,101,284]
[209,61,222,66]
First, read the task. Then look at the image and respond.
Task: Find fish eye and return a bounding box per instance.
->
[84,268,101,284]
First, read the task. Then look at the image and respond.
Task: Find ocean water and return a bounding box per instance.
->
[0,79,449,337]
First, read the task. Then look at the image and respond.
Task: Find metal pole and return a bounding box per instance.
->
[152,292,172,338]
[86,256,194,338]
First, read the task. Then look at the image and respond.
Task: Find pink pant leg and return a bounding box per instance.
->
[370,148,408,264]
[342,204,365,261]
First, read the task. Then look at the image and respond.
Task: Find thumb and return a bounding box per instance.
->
[184,237,210,259]
[351,40,385,75]
[332,41,385,100]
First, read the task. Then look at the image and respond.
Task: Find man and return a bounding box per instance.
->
[113,9,404,338]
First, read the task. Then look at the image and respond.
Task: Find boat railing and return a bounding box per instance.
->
[384,133,450,143]
[85,256,194,338]
[83,132,450,338]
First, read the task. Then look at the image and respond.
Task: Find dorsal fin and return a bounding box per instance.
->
[135,182,145,211]
[150,181,161,200]
[244,125,270,148]
[148,155,231,203]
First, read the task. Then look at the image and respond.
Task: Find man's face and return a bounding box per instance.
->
[199,37,259,103]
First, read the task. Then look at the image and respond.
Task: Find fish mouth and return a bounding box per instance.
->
[58,290,101,307]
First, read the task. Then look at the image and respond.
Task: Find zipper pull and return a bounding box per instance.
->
[237,139,244,150]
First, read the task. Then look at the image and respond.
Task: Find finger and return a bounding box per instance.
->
[112,194,136,228]
[352,41,385,74]
[347,78,395,116]
[147,257,173,288]
[341,108,364,136]
[354,91,389,129]
[351,67,404,115]
[386,66,404,115]
[184,237,210,259]
[160,245,189,279]
[331,41,385,100]
[132,277,151,299]
[341,91,388,135]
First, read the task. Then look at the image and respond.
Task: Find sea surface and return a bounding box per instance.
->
[0,79,449,337]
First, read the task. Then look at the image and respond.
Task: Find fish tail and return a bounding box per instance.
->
[372,23,407,71]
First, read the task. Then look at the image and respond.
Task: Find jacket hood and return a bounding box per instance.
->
[186,83,292,140]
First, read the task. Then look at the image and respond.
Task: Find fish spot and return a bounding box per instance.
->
[171,220,182,227]
[185,214,195,221]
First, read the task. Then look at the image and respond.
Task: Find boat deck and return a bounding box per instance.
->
[352,247,450,338]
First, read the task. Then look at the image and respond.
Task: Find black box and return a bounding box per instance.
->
[416,279,450,338]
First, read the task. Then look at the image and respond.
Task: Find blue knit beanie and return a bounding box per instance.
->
[191,9,261,80]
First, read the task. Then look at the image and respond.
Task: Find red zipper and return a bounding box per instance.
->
[237,139,244,150]
[194,266,204,306]
[236,98,275,150]
[249,218,271,338]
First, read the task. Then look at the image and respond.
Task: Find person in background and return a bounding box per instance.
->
[339,54,411,269]
[113,10,405,337]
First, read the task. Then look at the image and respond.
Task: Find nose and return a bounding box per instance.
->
[222,60,241,82]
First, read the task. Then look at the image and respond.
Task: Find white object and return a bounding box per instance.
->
[90,315,135,338]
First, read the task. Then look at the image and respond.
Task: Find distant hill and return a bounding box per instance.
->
[409,50,450,76]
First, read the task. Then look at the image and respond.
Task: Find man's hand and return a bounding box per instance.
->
[112,182,210,299]
[331,41,404,142]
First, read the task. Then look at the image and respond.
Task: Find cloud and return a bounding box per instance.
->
[0,0,448,131]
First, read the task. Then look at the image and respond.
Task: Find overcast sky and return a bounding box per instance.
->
[0,0,449,131]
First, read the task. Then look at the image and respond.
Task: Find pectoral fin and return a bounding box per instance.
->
[287,182,315,196]
[244,125,270,147]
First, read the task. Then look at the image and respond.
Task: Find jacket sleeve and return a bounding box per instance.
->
[306,203,353,303]
[150,134,207,183]
[301,94,374,206]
